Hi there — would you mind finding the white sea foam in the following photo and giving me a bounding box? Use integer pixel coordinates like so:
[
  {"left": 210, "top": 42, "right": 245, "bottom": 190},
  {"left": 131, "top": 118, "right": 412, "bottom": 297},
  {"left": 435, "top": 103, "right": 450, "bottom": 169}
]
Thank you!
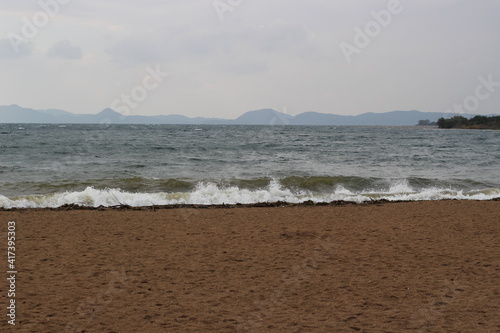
[
  {"left": 0, "top": 180, "right": 499, "bottom": 209},
  {"left": 388, "top": 179, "right": 414, "bottom": 193}
]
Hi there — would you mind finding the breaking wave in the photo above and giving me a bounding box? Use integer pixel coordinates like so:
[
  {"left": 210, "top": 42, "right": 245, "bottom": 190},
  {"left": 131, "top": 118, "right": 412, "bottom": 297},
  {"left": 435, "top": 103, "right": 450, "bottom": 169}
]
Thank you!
[{"left": 1, "top": 179, "right": 499, "bottom": 209}]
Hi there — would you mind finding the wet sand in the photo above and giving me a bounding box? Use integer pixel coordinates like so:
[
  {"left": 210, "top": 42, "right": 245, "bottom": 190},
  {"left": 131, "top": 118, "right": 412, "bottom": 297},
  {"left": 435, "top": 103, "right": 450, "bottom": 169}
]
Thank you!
[{"left": 1, "top": 200, "right": 499, "bottom": 332}]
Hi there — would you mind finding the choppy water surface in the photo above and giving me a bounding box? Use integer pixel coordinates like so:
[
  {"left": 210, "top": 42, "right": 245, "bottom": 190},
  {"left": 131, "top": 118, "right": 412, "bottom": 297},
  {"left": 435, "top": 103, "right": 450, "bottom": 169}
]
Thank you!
[{"left": 0, "top": 124, "right": 499, "bottom": 208}]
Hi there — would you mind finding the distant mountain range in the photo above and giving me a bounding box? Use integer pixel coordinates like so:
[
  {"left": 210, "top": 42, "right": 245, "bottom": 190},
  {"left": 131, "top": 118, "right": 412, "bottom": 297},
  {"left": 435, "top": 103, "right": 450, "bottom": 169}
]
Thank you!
[{"left": 0, "top": 104, "right": 490, "bottom": 126}]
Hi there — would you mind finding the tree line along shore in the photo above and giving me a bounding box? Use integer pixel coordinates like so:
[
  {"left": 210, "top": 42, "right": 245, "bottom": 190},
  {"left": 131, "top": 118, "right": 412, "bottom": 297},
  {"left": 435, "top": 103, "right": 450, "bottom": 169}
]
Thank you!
[{"left": 437, "top": 115, "right": 500, "bottom": 129}]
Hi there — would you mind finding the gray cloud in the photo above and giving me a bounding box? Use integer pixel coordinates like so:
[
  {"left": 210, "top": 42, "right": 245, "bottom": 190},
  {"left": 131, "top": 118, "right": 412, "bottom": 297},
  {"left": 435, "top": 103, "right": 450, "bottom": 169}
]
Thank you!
[
  {"left": 0, "top": 37, "right": 34, "bottom": 59},
  {"left": 48, "top": 40, "right": 83, "bottom": 60}
]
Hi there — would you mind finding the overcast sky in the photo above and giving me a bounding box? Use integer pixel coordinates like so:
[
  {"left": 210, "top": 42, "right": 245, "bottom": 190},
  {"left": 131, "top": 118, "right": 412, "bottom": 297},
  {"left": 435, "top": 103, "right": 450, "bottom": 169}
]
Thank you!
[{"left": 1, "top": 0, "right": 499, "bottom": 118}]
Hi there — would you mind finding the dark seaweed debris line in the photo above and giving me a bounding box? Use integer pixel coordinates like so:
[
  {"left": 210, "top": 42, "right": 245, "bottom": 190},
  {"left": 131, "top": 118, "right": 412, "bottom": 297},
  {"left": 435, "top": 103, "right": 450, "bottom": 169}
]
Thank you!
[{"left": 3, "top": 198, "right": 497, "bottom": 212}]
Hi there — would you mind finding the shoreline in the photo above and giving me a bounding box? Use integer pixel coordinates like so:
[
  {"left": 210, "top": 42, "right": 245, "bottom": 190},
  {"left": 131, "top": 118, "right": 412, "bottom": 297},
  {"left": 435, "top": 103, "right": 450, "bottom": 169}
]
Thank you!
[{"left": 1, "top": 198, "right": 499, "bottom": 212}]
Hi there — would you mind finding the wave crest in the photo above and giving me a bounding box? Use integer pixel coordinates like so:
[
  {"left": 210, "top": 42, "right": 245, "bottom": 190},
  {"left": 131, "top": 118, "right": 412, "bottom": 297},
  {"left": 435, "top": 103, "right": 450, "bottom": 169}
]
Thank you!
[{"left": 1, "top": 179, "right": 499, "bottom": 209}]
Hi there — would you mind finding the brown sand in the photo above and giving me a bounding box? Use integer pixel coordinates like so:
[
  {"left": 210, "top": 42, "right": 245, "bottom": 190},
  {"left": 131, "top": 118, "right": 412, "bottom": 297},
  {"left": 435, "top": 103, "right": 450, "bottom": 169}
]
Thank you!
[{"left": 1, "top": 200, "right": 499, "bottom": 332}]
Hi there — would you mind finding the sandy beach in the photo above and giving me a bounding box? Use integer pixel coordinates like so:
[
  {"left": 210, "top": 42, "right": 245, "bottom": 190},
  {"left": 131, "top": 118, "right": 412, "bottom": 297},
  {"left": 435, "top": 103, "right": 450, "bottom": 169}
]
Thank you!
[{"left": 1, "top": 200, "right": 499, "bottom": 332}]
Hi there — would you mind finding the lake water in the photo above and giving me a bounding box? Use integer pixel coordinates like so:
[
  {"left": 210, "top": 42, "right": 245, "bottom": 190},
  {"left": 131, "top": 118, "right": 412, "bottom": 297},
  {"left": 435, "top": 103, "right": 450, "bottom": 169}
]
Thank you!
[{"left": 1, "top": 124, "right": 499, "bottom": 208}]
